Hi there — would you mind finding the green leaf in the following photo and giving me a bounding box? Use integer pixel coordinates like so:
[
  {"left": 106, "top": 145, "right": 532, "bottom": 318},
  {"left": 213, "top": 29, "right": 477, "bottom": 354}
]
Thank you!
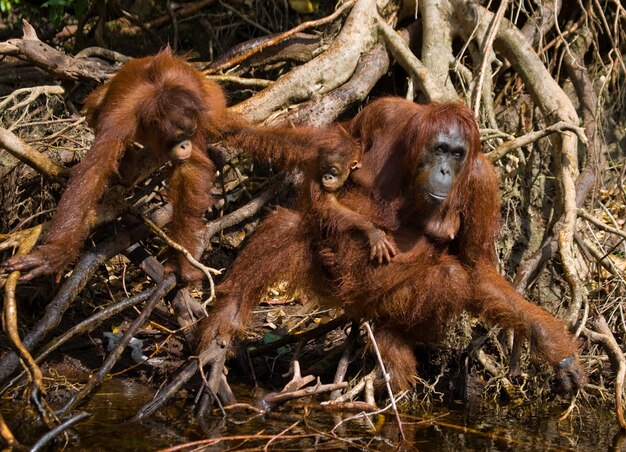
[
  {"left": 262, "top": 332, "right": 290, "bottom": 355},
  {"left": 42, "top": 0, "right": 70, "bottom": 7}
]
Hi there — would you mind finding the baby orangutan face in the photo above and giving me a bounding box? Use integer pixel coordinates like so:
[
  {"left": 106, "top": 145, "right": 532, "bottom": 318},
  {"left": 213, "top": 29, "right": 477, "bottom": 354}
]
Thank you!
[{"left": 318, "top": 151, "right": 360, "bottom": 193}]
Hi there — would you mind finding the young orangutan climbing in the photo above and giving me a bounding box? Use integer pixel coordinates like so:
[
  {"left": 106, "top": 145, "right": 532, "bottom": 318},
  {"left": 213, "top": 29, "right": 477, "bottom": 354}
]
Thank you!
[{"left": 4, "top": 48, "right": 242, "bottom": 283}]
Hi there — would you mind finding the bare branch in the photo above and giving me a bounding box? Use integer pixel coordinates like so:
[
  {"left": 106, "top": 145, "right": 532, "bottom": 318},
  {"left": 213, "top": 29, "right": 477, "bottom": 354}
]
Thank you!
[
  {"left": 206, "top": 0, "right": 357, "bottom": 75},
  {"left": 487, "top": 121, "right": 588, "bottom": 162},
  {"left": 377, "top": 17, "right": 451, "bottom": 101},
  {"left": 2, "top": 21, "right": 111, "bottom": 82},
  {"left": 0, "top": 127, "right": 68, "bottom": 182}
]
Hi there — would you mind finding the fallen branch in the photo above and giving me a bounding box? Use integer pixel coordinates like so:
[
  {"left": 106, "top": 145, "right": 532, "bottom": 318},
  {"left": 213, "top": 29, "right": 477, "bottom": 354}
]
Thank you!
[
  {"left": 1, "top": 21, "right": 111, "bottom": 82},
  {"left": 73, "top": 46, "right": 130, "bottom": 64},
  {"left": 203, "top": 178, "right": 286, "bottom": 243},
  {"left": 280, "top": 42, "right": 389, "bottom": 126},
  {"left": 132, "top": 357, "right": 200, "bottom": 420},
  {"left": 0, "top": 412, "right": 18, "bottom": 448},
  {"left": 0, "top": 127, "right": 68, "bottom": 182},
  {"left": 261, "top": 377, "right": 348, "bottom": 410},
  {"left": 325, "top": 368, "right": 378, "bottom": 405}
]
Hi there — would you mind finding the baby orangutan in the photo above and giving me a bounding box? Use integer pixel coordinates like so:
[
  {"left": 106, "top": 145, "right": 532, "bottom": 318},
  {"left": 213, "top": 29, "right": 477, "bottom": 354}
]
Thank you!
[
  {"left": 225, "top": 123, "right": 396, "bottom": 264},
  {"left": 311, "top": 127, "right": 396, "bottom": 264}
]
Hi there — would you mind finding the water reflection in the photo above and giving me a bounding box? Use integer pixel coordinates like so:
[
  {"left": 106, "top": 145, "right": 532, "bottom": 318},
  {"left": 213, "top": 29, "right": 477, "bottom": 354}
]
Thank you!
[{"left": 1, "top": 380, "right": 620, "bottom": 451}]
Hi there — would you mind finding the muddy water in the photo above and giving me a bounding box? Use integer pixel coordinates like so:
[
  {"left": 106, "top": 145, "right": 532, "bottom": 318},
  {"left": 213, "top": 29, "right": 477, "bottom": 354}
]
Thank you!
[{"left": 2, "top": 381, "right": 622, "bottom": 451}]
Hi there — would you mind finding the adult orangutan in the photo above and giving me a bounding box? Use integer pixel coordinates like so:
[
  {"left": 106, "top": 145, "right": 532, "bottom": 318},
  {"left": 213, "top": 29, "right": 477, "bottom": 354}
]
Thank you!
[
  {"left": 197, "top": 97, "right": 584, "bottom": 396},
  {"left": 4, "top": 48, "right": 241, "bottom": 283}
]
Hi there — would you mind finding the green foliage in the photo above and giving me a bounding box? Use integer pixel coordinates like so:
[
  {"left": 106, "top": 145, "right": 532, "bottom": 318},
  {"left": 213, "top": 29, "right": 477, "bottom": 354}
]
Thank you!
[
  {"left": 0, "top": 0, "right": 19, "bottom": 13},
  {"left": 41, "top": 0, "right": 89, "bottom": 27},
  {"left": 42, "top": 0, "right": 69, "bottom": 27},
  {"left": 0, "top": 0, "right": 89, "bottom": 26}
]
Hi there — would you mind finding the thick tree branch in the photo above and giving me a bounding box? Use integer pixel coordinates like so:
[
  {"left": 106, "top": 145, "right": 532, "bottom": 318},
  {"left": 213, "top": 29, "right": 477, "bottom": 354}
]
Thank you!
[
  {"left": 1, "top": 21, "right": 112, "bottom": 82},
  {"left": 231, "top": 0, "right": 379, "bottom": 123}
]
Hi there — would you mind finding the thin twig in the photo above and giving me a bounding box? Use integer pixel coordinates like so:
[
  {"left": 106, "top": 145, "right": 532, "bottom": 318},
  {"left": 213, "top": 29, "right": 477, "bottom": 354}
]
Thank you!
[
  {"left": 577, "top": 208, "right": 626, "bottom": 240},
  {"left": 157, "top": 433, "right": 315, "bottom": 452},
  {"left": 363, "top": 322, "right": 405, "bottom": 441},
  {"left": 34, "top": 117, "right": 86, "bottom": 143},
  {"left": 207, "top": 74, "right": 273, "bottom": 88},
  {"left": 138, "top": 211, "right": 221, "bottom": 303},
  {"left": 263, "top": 420, "right": 300, "bottom": 451},
  {"left": 330, "top": 391, "right": 409, "bottom": 434}
]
